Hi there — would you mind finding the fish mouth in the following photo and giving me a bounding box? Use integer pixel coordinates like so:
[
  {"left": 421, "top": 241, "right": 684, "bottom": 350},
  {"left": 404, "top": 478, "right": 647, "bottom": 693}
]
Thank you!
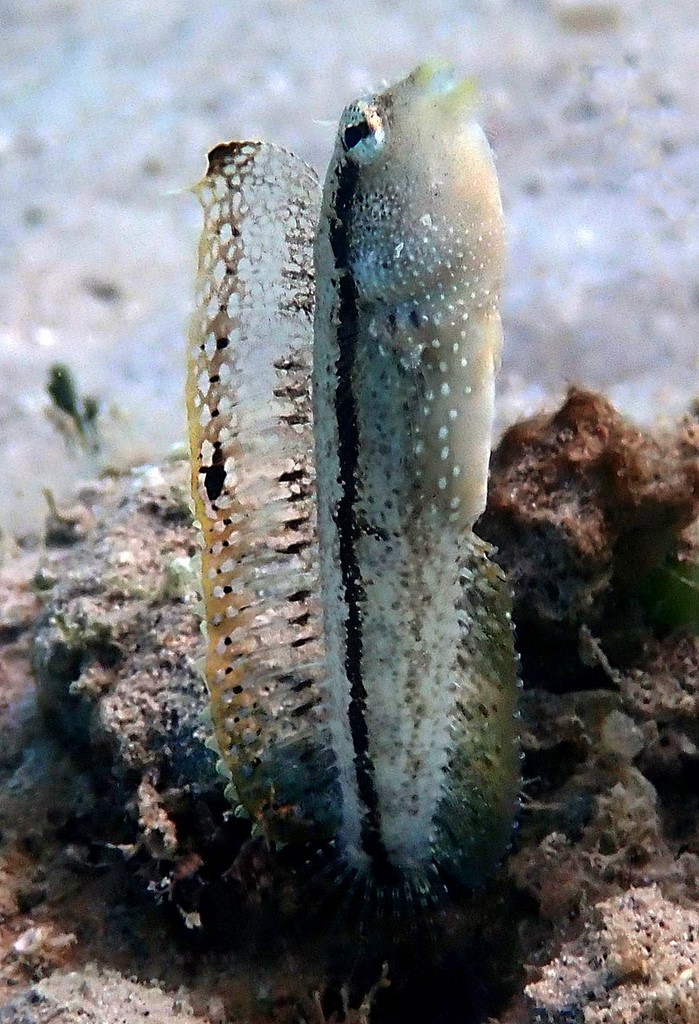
[{"left": 409, "top": 59, "right": 479, "bottom": 112}]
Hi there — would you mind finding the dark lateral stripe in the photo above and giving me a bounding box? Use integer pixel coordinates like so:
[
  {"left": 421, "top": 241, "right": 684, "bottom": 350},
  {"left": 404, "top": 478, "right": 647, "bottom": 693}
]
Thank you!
[{"left": 328, "top": 161, "right": 392, "bottom": 874}]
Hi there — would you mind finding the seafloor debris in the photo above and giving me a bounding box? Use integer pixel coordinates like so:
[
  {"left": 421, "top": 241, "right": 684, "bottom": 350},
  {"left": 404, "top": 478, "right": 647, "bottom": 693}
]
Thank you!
[
  {"left": 526, "top": 885, "right": 699, "bottom": 1023},
  {"left": 0, "top": 966, "right": 203, "bottom": 1023},
  {"left": 45, "top": 363, "right": 101, "bottom": 453},
  {"left": 30, "top": 464, "right": 232, "bottom": 886},
  {"left": 480, "top": 387, "right": 699, "bottom": 684}
]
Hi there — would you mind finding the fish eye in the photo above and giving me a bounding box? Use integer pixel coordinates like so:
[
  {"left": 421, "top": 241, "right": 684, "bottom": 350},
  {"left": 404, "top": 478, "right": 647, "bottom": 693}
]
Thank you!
[
  {"left": 339, "top": 103, "right": 386, "bottom": 164},
  {"left": 343, "top": 120, "right": 372, "bottom": 150}
]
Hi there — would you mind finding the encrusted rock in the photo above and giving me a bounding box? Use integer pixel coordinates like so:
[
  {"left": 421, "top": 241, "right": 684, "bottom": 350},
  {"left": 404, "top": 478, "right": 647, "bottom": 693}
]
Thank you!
[
  {"left": 526, "top": 885, "right": 699, "bottom": 1024},
  {"left": 482, "top": 388, "right": 699, "bottom": 638},
  {"left": 29, "top": 463, "right": 241, "bottom": 914},
  {"left": 0, "top": 967, "right": 202, "bottom": 1023}
]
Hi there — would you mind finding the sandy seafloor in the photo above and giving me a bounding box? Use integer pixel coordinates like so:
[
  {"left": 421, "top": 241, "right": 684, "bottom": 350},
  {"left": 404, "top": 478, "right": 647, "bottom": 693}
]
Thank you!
[{"left": 1, "top": 0, "right": 698, "bottom": 535}]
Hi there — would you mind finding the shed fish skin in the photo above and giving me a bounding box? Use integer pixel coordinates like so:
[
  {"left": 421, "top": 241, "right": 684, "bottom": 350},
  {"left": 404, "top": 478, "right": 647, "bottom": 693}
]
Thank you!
[
  {"left": 313, "top": 61, "right": 519, "bottom": 890},
  {"left": 187, "top": 63, "right": 519, "bottom": 902}
]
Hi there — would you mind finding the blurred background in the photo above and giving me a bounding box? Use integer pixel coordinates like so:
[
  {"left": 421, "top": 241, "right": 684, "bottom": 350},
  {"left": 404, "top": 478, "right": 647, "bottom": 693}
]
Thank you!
[{"left": 1, "top": 0, "right": 697, "bottom": 535}]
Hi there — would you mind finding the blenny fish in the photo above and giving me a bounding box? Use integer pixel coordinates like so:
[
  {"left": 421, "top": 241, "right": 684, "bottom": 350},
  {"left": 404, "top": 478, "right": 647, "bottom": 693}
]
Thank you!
[{"left": 187, "top": 61, "right": 519, "bottom": 904}]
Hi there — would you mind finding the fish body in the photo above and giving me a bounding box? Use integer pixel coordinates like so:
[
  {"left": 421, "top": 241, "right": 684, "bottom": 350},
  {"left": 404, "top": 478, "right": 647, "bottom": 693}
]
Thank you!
[
  {"left": 313, "top": 62, "right": 518, "bottom": 891},
  {"left": 187, "top": 63, "right": 519, "bottom": 901},
  {"left": 187, "top": 142, "right": 340, "bottom": 842}
]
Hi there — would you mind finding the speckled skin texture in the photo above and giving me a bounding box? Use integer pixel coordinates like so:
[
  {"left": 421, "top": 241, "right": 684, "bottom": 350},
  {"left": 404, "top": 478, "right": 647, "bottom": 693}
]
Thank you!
[
  {"left": 187, "top": 142, "right": 340, "bottom": 842},
  {"left": 313, "top": 64, "right": 519, "bottom": 891},
  {"left": 188, "top": 66, "right": 519, "bottom": 896}
]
